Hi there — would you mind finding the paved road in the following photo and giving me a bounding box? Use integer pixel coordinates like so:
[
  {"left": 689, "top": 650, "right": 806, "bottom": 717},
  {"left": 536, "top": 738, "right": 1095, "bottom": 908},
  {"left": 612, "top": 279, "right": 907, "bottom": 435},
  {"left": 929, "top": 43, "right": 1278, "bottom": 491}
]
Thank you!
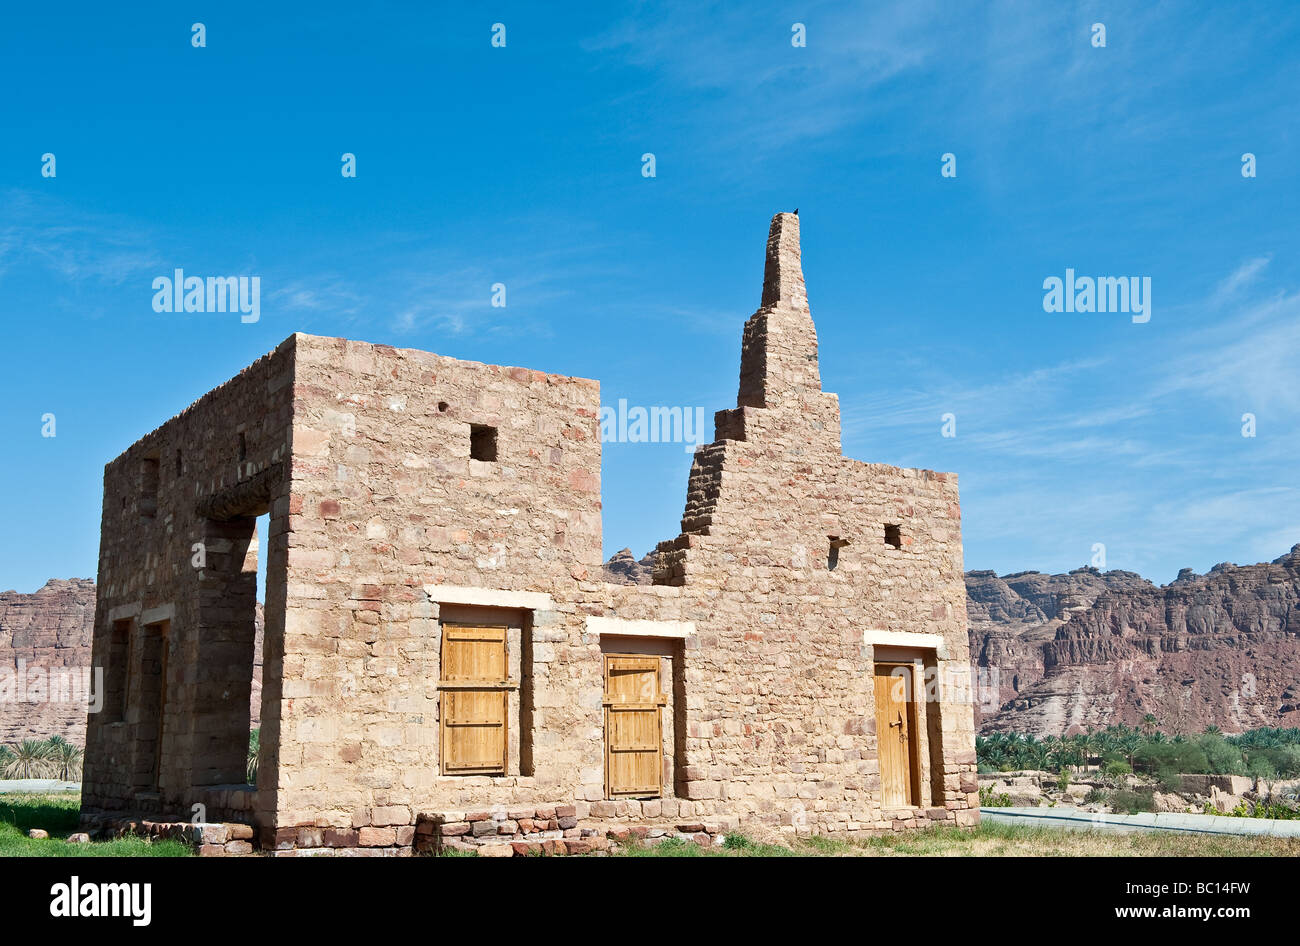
[
  {"left": 982, "top": 806, "right": 1300, "bottom": 837},
  {"left": 0, "top": 779, "right": 80, "bottom": 794}
]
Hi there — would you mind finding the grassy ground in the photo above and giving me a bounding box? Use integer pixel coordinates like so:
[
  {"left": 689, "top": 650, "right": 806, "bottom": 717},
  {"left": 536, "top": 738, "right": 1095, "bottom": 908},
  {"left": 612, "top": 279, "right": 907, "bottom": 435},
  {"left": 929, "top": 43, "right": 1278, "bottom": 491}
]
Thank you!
[
  {"left": 611, "top": 821, "right": 1300, "bottom": 857},
  {"left": 7, "top": 791, "right": 1295, "bottom": 857},
  {"left": 0, "top": 793, "right": 191, "bottom": 857}
]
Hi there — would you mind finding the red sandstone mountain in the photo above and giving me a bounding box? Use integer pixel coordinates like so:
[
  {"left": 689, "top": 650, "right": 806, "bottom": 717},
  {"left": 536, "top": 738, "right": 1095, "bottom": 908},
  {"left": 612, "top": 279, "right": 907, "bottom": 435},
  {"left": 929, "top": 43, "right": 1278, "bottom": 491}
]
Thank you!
[
  {"left": 601, "top": 547, "right": 657, "bottom": 585},
  {"left": 0, "top": 580, "right": 261, "bottom": 746},
  {"left": 969, "top": 545, "right": 1300, "bottom": 736},
  {"left": 0, "top": 579, "right": 96, "bottom": 745}
]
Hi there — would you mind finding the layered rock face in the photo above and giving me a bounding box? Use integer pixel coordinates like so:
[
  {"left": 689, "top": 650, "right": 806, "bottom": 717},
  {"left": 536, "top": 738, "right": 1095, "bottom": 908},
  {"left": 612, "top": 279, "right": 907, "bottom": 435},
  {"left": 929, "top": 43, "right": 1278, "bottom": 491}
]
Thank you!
[
  {"left": 966, "top": 567, "right": 1152, "bottom": 717},
  {"left": 970, "top": 546, "right": 1300, "bottom": 736},
  {"left": 600, "top": 548, "right": 656, "bottom": 585},
  {"left": 0, "top": 579, "right": 96, "bottom": 744},
  {"left": 0, "top": 579, "right": 262, "bottom": 747}
]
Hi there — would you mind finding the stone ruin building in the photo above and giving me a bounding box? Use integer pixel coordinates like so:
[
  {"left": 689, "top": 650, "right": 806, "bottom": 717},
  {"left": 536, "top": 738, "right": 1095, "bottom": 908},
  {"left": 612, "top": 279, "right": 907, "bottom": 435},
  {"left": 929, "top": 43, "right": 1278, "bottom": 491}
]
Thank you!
[{"left": 81, "top": 212, "right": 978, "bottom": 854}]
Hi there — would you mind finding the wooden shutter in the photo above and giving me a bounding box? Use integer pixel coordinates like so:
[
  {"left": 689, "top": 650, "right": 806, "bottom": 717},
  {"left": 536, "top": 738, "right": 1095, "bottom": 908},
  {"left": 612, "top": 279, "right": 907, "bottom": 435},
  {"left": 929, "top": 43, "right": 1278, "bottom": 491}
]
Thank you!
[
  {"left": 440, "top": 626, "right": 508, "bottom": 775},
  {"left": 604, "top": 655, "right": 664, "bottom": 797}
]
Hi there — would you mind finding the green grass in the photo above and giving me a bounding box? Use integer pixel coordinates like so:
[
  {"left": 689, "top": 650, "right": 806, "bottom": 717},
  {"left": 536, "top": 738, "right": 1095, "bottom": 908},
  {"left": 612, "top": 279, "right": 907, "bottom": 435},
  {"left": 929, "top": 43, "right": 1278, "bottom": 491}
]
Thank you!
[
  {"left": 612, "top": 832, "right": 796, "bottom": 857},
  {"left": 0, "top": 793, "right": 191, "bottom": 857},
  {"left": 609, "top": 820, "right": 1300, "bottom": 857}
]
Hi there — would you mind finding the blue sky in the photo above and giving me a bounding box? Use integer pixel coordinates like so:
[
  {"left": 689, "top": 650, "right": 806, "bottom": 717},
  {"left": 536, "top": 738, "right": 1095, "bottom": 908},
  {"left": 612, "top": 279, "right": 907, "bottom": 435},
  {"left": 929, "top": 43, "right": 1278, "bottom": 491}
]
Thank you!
[{"left": 2, "top": 1, "right": 1299, "bottom": 593}]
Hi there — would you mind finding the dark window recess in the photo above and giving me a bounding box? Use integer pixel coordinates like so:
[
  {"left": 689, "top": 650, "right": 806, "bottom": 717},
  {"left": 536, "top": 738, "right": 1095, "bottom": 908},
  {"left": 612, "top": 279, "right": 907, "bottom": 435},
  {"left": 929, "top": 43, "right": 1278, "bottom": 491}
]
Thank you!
[
  {"left": 140, "top": 458, "right": 160, "bottom": 518},
  {"left": 175, "top": 449, "right": 184, "bottom": 477},
  {"left": 238, "top": 432, "right": 247, "bottom": 461},
  {"left": 828, "top": 536, "right": 850, "bottom": 570},
  {"left": 885, "top": 524, "right": 902, "bottom": 549},
  {"left": 105, "top": 620, "right": 131, "bottom": 722},
  {"left": 437, "top": 401, "right": 449, "bottom": 413},
  {"left": 470, "top": 425, "right": 498, "bottom": 462}
]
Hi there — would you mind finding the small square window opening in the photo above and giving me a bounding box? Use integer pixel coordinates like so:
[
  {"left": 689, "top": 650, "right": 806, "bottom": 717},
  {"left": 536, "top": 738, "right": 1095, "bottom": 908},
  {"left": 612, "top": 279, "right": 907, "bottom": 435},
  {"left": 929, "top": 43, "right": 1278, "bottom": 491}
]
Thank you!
[{"left": 470, "top": 425, "right": 498, "bottom": 462}]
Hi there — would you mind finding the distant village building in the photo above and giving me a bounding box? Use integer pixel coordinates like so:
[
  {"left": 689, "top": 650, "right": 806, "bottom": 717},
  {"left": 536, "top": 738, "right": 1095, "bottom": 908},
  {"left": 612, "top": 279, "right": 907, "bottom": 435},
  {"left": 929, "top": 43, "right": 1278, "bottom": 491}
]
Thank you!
[{"left": 81, "top": 213, "right": 978, "bottom": 854}]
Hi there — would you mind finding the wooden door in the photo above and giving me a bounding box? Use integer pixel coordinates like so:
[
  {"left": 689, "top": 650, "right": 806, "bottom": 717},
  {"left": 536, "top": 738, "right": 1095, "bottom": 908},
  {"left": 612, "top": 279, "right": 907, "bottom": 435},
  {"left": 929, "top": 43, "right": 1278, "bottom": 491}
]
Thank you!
[
  {"left": 441, "top": 626, "right": 508, "bottom": 775},
  {"left": 874, "top": 662, "right": 919, "bottom": 807},
  {"left": 604, "top": 655, "right": 665, "bottom": 797}
]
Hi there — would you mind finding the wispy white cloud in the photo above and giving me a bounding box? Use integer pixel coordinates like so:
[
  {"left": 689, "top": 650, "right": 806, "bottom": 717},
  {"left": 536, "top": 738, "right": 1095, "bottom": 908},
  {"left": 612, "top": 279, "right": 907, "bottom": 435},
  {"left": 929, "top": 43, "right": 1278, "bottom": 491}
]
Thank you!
[
  {"left": 268, "top": 276, "right": 363, "bottom": 316},
  {"left": 585, "top": 0, "right": 954, "bottom": 153},
  {"left": 1210, "top": 256, "right": 1271, "bottom": 307},
  {"left": 840, "top": 355, "right": 1111, "bottom": 442},
  {"left": 841, "top": 254, "right": 1300, "bottom": 581},
  {"left": 1153, "top": 288, "right": 1300, "bottom": 414},
  {"left": 0, "top": 190, "right": 160, "bottom": 286}
]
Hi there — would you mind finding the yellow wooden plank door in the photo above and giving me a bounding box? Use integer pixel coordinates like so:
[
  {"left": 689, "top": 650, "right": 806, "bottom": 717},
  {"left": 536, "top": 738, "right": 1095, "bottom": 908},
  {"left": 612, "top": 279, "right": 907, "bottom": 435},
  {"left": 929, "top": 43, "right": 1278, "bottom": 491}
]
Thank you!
[
  {"left": 874, "top": 662, "right": 919, "bottom": 807},
  {"left": 441, "top": 626, "right": 508, "bottom": 775},
  {"left": 604, "top": 655, "right": 664, "bottom": 797}
]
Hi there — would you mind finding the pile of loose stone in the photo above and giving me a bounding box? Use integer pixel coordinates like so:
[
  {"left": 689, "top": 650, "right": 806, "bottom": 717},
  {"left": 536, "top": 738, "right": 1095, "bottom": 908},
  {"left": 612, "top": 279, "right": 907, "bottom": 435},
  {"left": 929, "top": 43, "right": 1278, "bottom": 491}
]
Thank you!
[
  {"left": 81, "top": 815, "right": 255, "bottom": 855},
  {"left": 417, "top": 806, "right": 738, "bottom": 856}
]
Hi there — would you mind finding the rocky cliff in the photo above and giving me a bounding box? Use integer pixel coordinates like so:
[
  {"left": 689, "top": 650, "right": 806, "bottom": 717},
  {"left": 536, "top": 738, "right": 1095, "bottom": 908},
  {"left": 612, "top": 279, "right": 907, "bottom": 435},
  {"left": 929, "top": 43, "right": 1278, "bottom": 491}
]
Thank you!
[
  {"left": 0, "top": 580, "right": 262, "bottom": 746},
  {"left": 601, "top": 548, "right": 657, "bottom": 585},
  {"left": 0, "top": 579, "right": 96, "bottom": 745},
  {"left": 971, "top": 545, "right": 1300, "bottom": 736}
]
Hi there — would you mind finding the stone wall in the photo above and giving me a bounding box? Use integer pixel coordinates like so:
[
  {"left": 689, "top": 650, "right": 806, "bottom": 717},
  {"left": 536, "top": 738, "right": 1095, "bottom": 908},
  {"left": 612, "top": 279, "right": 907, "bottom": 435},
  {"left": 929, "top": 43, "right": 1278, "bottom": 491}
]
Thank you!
[
  {"left": 272, "top": 336, "right": 609, "bottom": 828},
  {"left": 644, "top": 214, "right": 977, "bottom": 829},
  {"left": 82, "top": 338, "right": 295, "bottom": 822}
]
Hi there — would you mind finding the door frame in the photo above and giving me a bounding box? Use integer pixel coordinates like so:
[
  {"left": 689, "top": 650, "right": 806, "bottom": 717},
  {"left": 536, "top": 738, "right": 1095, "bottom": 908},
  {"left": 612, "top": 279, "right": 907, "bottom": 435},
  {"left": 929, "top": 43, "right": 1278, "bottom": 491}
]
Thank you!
[
  {"left": 602, "top": 653, "right": 667, "bottom": 798},
  {"left": 153, "top": 620, "right": 169, "bottom": 790},
  {"left": 874, "top": 658, "right": 923, "bottom": 808}
]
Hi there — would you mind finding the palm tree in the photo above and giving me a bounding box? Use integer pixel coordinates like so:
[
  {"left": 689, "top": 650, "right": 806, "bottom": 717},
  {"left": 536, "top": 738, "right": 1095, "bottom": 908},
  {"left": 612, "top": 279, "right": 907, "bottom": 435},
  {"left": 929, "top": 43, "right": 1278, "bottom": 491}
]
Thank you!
[
  {"left": 1, "top": 739, "right": 58, "bottom": 779},
  {"left": 1070, "top": 733, "right": 1091, "bottom": 770},
  {"left": 1120, "top": 730, "right": 1142, "bottom": 768},
  {"left": 1026, "top": 738, "right": 1049, "bottom": 771},
  {"left": 246, "top": 728, "right": 260, "bottom": 784},
  {"left": 1085, "top": 729, "right": 1105, "bottom": 769},
  {"left": 46, "top": 736, "right": 83, "bottom": 781},
  {"left": 1142, "top": 713, "right": 1159, "bottom": 736}
]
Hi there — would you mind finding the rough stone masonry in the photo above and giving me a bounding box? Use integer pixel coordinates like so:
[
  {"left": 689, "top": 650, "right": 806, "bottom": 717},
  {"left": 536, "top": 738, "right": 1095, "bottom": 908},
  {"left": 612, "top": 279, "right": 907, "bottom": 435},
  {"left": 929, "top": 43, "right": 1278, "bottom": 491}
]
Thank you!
[{"left": 81, "top": 212, "right": 978, "bottom": 854}]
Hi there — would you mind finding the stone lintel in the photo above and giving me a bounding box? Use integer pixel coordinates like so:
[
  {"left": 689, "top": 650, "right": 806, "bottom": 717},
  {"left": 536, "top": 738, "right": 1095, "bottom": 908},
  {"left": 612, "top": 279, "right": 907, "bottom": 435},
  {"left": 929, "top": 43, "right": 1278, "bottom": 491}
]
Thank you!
[
  {"left": 140, "top": 604, "right": 176, "bottom": 627},
  {"left": 422, "top": 584, "right": 555, "bottom": 611},
  {"left": 585, "top": 617, "right": 696, "bottom": 639},
  {"left": 195, "top": 462, "right": 285, "bottom": 520},
  {"left": 107, "top": 602, "right": 142, "bottom": 623},
  {"left": 863, "top": 629, "right": 948, "bottom": 659}
]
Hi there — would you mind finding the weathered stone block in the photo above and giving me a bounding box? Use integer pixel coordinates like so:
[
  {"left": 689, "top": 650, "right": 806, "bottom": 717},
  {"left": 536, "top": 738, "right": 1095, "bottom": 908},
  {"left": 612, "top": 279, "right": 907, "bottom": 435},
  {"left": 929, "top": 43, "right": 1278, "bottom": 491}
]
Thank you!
[
  {"left": 358, "top": 827, "right": 397, "bottom": 846},
  {"left": 324, "top": 828, "right": 359, "bottom": 847},
  {"left": 370, "top": 805, "right": 412, "bottom": 827}
]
